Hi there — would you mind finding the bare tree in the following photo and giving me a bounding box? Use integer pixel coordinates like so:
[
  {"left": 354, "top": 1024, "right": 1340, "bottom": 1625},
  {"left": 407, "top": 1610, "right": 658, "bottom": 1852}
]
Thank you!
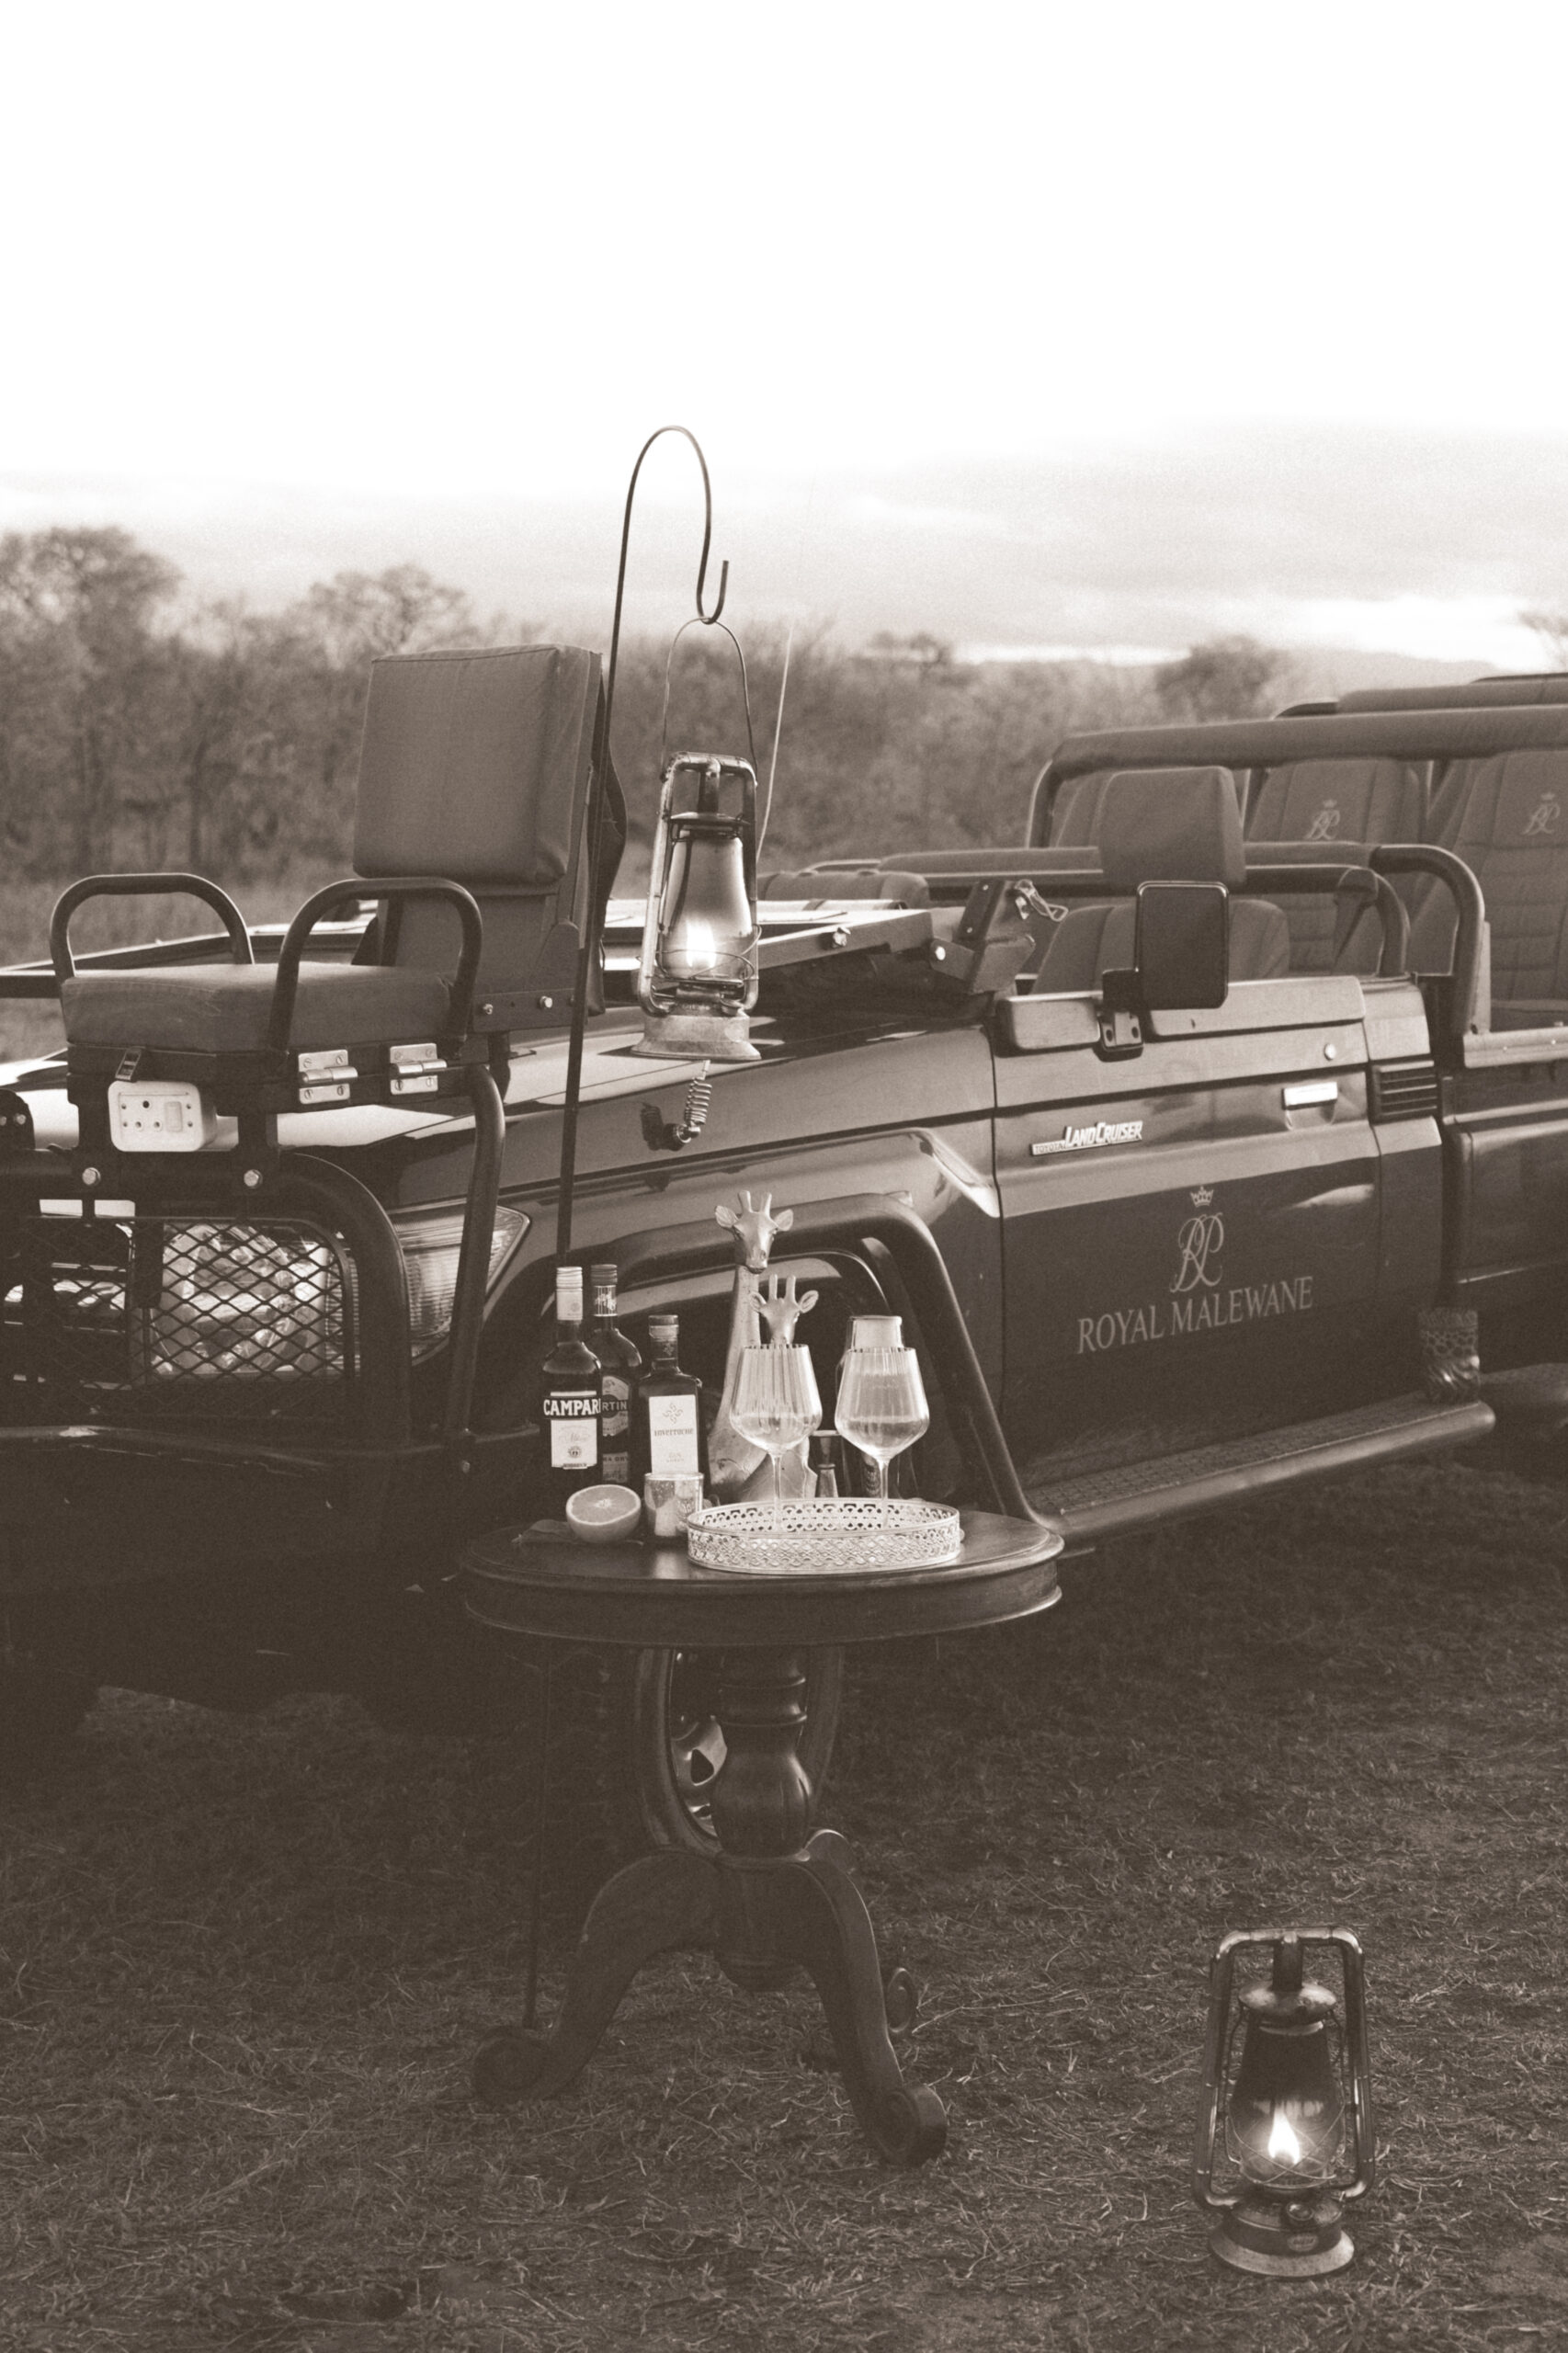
[{"left": 1154, "top": 634, "right": 1297, "bottom": 724}]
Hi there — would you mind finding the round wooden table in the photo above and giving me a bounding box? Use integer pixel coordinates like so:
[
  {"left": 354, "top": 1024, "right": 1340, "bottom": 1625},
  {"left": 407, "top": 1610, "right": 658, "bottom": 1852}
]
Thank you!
[{"left": 461, "top": 1507, "right": 1062, "bottom": 2165}]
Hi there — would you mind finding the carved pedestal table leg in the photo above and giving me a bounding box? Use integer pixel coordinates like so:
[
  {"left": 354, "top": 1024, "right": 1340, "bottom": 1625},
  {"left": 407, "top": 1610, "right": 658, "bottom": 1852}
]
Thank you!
[{"left": 472, "top": 1646, "right": 947, "bottom": 2165}]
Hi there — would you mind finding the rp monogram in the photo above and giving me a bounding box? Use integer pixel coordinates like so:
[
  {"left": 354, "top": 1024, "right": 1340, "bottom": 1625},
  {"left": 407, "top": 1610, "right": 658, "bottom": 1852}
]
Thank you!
[
  {"left": 1524, "top": 792, "right": 1562, "bottom": 838},
  {"left": 1171, "top": 1211, "right": 1224, "bottom": 1293},
  {"left": 1304, "top": 800, "right": 1342, "bottom": 842}
]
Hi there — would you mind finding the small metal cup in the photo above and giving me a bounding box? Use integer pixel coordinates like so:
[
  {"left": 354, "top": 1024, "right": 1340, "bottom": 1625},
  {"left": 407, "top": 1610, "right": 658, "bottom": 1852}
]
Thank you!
[{"left": 644, "top": 1474, "right": 704, "bottom": 1540}]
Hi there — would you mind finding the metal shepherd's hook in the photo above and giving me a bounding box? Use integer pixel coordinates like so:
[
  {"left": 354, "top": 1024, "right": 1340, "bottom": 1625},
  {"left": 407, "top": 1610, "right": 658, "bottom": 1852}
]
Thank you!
[{"left": 555, "top": 427, "right": 731, "bottom": 1263}]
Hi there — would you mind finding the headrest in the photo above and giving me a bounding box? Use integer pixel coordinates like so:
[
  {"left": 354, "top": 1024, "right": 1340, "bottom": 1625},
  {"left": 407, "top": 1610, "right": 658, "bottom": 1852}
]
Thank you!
[
  {"left": 354, "top": 644, "right": 601, "bottom": 888},
  {"left": 760, "top": 868, "right": 930, "bottom": 906},
  {"left": 1098, "top": 767, "right": 1246, "bottom": 892}
]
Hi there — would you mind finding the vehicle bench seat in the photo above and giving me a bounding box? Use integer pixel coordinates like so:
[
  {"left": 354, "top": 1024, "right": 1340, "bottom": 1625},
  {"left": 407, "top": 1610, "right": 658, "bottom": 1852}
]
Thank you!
[
  {"left": 1244, "top": 756, "right": 1426, "bottom": 974},
  {"left": 1029, "top": 766, "right": 1290, "bottom": 992},
  {"left": 1412, "top": 746, "right": 1568, "bottom": 1006},
  {"left": 60, "top": 961, "right": 451, "bottom": 1057}
]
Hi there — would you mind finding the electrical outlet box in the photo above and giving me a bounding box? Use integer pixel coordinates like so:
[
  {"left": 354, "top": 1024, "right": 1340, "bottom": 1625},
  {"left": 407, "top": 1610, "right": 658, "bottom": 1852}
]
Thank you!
[{"left": 108, "top": 1080, "right": 237, "bottom": 1153}]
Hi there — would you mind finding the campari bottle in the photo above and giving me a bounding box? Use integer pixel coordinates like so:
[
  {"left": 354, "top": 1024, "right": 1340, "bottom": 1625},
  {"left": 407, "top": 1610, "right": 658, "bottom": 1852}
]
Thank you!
[
  {"left": 631, "top": 1312, "right": 709, "bottom": 1489},
  {"left": 540, "top": 1265, "right": 602, "bottom": 1508},
  {"left": 587, "top": 1261, "right": 642, "bottom": 1487}
]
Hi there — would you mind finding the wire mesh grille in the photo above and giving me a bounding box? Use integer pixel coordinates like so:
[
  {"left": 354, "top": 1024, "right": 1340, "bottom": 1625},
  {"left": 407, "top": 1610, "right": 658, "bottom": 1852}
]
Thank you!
[{"left": 2, "top": 1212, "right": 358, "bottom": 1429}]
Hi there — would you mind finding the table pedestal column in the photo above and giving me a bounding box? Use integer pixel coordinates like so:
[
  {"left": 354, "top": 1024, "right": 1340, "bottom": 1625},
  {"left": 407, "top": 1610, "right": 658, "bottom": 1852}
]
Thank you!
[{"left": 472, "top": 1645, "right": 947, "bottom": 2165}]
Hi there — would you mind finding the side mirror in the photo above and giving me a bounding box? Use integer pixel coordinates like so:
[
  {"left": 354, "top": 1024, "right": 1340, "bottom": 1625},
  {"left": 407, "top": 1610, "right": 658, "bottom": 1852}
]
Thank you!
[
  {"left": 1134, "top": 881, "right": 1230, "bottom": 1009},
  {"left": 1097, "top": 882, "right": 1231, "bottom": 1057}
]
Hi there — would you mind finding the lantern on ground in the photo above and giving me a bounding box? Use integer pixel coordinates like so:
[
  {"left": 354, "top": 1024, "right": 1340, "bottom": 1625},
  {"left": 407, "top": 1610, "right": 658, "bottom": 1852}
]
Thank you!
[
  {"left": 1193, "top": 1927, "right": 1375, "bottom": 2278},
  {"left": 635, "top": 754, "right": 760, "bottom": 1063}
]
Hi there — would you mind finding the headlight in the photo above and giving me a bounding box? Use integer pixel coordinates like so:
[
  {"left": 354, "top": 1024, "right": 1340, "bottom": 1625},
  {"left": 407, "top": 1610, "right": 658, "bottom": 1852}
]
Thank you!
[
  {"left": 392, "top": 1204, "right": 530, "bottom": 1357},
  {"left": 131, "top": 1221, "right": 348, "bottom": 1385}
]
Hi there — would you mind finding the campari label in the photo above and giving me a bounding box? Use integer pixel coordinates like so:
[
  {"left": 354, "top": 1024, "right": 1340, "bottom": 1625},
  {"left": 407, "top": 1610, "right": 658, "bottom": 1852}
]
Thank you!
[{"left": 545, "top": 1392, "right": 599, "bottom": 1470}]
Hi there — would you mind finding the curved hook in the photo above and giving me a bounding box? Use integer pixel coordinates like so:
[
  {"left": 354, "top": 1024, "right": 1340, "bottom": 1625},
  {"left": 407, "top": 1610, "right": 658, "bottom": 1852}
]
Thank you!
[{"left": 607, "top": 426, "right": 728, "bottom": 718}]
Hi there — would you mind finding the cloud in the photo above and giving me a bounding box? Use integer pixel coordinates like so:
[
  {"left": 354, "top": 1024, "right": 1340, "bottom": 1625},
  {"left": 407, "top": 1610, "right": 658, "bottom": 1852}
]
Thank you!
[{"left": 6, "top": 423, "right": 1565, "bottom": 665}]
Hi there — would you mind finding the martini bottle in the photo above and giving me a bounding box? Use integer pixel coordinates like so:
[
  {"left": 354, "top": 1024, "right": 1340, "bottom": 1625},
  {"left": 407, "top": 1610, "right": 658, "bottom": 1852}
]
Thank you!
[{"left": 588, "top": 1261, "right": 642, "bottom": 1487}]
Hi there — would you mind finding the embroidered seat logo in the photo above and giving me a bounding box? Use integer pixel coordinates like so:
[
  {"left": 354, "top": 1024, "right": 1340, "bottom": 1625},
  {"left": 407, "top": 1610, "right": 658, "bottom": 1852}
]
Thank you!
[
  {"left": 1524, "top": 792, "right": 1562, "bottom": 838},
  {"left": 1305, "top": 800, "right": 1342, "bottom": 842}
]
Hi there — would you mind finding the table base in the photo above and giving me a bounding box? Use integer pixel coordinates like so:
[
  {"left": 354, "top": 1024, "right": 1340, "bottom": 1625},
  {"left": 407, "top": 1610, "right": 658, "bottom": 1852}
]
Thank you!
[{"left": 472, "top": 1646, "right": 948, "bottom": 2166}]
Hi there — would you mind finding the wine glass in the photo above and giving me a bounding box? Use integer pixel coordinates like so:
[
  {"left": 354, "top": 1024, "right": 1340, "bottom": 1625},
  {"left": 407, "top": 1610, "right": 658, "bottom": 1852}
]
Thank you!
[
  {"left": 730, "top": 1345, "right": 823, "bottom": 1530},
  {"left": 835, "top": 1346, "right": 929, "bottom": 1520}
]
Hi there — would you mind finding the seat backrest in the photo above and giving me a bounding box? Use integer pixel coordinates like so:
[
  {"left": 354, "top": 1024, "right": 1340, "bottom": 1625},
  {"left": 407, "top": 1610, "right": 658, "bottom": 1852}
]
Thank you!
[
  {"left": 353, "top": 644, "right": 620, "bottom": 1028},
  {"left": 1244, "top": 755, "right": 1426, "bottom": 972},
  {"left": 1030, "top": 766, "right": 1289, "bottom": 992},
  {"left": 1409, "top": 746, "right": 1568, "bottom": 1008}
]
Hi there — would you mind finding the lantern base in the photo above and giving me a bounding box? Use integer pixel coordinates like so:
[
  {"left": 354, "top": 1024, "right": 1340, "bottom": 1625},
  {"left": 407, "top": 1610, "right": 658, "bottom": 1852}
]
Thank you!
[
  {"left": 1208, "top": 2190, "right": 1354, "bottom": 2278},
  {"left": 634, "top": 1010, "right": 759, "bottom": 1063}
]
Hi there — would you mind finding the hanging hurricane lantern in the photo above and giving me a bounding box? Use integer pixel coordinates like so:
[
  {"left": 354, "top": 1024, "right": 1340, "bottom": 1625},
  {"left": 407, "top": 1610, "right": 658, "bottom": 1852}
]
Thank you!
[
  {"left": 1192, "top": 1927, "right": 1376, "bottom": 2278},
  {"left": 635, "top": 752, "right": 760, "bottom": 1063}
]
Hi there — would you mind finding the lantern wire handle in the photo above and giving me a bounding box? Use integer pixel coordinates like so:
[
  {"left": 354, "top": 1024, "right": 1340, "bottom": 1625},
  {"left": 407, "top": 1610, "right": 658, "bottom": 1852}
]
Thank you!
[
  {"left": 657, "top": 615, "right": 758, "bottom": 779},
  {"left": 555, "top": 426, "right": 733, "bottom": 1263}
]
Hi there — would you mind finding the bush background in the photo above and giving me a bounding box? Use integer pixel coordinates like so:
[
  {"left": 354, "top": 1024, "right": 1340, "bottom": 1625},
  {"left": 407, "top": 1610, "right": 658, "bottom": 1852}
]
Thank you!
[{"left": 0, "top": 527, "right": 1296, "bottom": 901}]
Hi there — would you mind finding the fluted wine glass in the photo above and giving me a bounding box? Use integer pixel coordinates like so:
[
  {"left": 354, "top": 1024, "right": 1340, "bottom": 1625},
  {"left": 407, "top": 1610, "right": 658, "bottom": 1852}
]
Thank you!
[
  {"left": 835, "top": 1345, "right": 929, "bottom": 1520},
  {"left": 730, "top": 1344, "right": 823, "bottom": 1530}
]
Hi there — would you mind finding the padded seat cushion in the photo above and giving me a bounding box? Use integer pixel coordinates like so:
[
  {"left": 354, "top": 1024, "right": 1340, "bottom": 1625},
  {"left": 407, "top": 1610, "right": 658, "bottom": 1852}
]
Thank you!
[
  {"left": 62, "top": 962, "right": 451, "bottom": 1056},
  {"left": 355, "top": 644, "right": 598, "bottom": 887}
]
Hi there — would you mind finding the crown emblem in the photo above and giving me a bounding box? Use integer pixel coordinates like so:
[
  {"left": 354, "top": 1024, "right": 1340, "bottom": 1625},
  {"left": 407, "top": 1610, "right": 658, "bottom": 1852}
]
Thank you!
[{"left": 1189, "top": 1185, "right": 1214, "bottom": 1207}]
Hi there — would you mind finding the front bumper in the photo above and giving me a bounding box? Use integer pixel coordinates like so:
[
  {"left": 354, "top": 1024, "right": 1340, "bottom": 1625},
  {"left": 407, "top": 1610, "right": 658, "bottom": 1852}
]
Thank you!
[{"left": 0, "top": 1424, "right": 403, "bottom": 1593}]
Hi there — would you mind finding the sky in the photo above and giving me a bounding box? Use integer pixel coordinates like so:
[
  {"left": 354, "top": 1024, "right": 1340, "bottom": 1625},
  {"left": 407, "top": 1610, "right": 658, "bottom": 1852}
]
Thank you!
[{"left": 4, "top": 0, "right": 1568, "bottom": 672}]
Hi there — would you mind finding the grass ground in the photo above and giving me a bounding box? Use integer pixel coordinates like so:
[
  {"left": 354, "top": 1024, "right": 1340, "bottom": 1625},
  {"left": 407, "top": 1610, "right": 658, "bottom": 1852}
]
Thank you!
[{"left": 2, "top": 1450, "right": 1565, "bottom": 2351}]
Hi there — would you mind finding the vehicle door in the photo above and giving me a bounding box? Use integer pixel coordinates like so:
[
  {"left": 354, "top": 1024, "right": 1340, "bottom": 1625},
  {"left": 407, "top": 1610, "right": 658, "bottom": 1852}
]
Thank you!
[{"left": 992, "top": 974, "right": 1442, "bottom": 1471}]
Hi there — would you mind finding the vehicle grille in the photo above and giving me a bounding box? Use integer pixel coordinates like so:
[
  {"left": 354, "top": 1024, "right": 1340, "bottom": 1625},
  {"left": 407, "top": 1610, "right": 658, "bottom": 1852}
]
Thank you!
[
  {"left": 1369, "top": 1057, "right": 1439, "bottom": 1122},
  {"left": 1, "top": 1211, "right": 358, "bottom": 1431}
]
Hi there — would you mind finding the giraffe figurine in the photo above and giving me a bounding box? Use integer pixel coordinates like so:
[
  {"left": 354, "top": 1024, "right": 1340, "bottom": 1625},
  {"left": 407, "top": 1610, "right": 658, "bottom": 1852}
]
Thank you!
[
  {"left": 756, "top": 1270, "right": 819, "bottom": 1348},
  {"left": 709, "top": 1193, "right": 818, "bottom": 1501}
]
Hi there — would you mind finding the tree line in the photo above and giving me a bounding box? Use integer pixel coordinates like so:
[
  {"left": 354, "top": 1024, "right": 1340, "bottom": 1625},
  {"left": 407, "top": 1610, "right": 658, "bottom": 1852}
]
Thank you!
[{"left": 0, "top": 526, "right": 1298, "bottom": 888}]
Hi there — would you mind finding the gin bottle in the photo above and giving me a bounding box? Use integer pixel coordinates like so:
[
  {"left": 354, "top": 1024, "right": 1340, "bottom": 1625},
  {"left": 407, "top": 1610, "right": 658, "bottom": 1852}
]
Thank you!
[{"left": 631, "top": 1312, "right": 709, "bottom": 1487}]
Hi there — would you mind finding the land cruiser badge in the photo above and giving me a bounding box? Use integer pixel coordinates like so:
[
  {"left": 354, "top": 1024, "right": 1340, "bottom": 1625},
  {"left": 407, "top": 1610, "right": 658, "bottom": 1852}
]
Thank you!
[{"left": 1032, "top": 1118, "right": 1143, "bottom": 1157}]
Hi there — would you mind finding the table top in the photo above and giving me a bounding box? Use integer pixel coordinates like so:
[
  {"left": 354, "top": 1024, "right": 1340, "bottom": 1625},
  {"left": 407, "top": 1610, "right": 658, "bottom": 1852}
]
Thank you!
[{"left": 460, "top": 1507, "right": 1063, "bottom": 1650}]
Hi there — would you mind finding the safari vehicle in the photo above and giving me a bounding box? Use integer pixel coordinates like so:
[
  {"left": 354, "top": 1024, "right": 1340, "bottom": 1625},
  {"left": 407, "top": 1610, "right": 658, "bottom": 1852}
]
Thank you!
[{"left": 3, "top": 645, "right": 1566, "bottom": 1863}]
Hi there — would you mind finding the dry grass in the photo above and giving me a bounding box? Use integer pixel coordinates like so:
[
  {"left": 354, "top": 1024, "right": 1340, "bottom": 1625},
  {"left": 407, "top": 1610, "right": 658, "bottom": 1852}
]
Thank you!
[{"left": 2, "top": 1451, "right": 1565, "bottom": 2350}]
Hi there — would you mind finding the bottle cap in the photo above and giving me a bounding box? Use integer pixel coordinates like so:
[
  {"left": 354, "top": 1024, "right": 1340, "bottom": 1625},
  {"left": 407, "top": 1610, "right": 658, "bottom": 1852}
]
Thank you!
[
  {"left": 649, "top": 1312, "right": 679, "bottom": 1334},
  {"left": 589, "top": 1262, "right": 618, "bottom": 1285},
  {"left": 556, "top": 1264, "right": 584, "bottom": 1311},
  {"left": 847, "top": 1314, "right": 902, "bottom": 1349}
]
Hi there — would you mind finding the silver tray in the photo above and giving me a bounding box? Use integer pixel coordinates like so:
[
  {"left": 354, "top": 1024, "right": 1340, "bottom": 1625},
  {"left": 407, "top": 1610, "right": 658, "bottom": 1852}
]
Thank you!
[{"left": 684, "top": 1496, "right": 962, "bottom": 1574}]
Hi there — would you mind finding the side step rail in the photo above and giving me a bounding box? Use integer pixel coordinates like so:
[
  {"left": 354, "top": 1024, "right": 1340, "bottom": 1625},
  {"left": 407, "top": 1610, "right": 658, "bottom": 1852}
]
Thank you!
[{"left": 1033, "top": 1393, "right": 1494, "bottom": 1554}]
